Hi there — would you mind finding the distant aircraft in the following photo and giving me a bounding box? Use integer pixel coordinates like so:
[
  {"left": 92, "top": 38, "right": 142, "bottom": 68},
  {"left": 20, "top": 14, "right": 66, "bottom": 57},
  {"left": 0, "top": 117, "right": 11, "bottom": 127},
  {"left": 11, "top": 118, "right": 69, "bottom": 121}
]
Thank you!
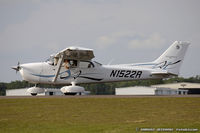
[{"left": 12, "top": 41, "right": 190, "bottom": 96}]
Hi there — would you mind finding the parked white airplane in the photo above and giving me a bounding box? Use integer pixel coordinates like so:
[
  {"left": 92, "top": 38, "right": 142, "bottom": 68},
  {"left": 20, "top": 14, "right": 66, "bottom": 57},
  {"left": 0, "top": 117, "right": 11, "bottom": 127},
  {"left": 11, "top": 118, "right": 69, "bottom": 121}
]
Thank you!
[{"left": 12, "top": 41, "right": 190, "bottom": 95}]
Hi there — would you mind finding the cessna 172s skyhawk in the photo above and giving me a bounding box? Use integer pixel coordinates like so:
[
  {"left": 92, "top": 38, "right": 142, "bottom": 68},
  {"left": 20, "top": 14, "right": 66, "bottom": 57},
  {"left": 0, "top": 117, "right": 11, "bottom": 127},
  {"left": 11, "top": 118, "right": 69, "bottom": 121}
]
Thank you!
[{"left": 12, "top": 41, "right": 189, "bottom": 95}]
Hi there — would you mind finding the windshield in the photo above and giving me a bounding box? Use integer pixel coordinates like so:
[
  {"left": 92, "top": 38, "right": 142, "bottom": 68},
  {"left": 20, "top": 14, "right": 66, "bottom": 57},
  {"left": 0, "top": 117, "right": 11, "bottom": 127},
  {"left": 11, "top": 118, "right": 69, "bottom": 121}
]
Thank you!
[{"left": 46, "top": 55, "right": 55, "bottom": 65}]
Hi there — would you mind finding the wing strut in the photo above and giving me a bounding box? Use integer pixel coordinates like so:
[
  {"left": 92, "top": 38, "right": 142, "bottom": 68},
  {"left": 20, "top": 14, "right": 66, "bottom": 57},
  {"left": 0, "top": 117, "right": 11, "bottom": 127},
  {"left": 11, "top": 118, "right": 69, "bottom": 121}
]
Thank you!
[{"left": 52, "top": 53, "right": 64, "bottom": 83}]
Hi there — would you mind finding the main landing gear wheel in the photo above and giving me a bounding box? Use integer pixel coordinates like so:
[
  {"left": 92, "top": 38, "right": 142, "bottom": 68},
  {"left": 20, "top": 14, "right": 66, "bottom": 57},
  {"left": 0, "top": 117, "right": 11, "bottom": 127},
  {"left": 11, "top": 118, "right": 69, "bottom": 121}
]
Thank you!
[
  {"left": 61, "top": 82, "right": 85, "bottom": 96},
  {"left": 31, "top": 93, "right": 37, "bottom": 96},
  {"left": 64, "top": 93, "right": 77, "bottom": 95}
]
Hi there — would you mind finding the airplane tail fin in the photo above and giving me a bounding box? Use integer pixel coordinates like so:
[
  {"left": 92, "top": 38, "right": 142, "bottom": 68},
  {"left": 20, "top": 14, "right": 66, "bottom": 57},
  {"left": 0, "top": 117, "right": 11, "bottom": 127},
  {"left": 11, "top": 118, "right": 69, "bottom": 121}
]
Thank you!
[{"left": 153, "top": 41, "right": 190, "bottom": 76}]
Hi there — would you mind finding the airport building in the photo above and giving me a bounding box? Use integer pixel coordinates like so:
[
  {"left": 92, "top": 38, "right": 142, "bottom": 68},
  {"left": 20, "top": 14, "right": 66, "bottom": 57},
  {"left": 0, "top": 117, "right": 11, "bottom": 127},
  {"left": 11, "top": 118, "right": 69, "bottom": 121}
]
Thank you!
[
  {"left": 115, "top": 82, "right": 200, "bottom": 95},
  {"left": 115, "top": 86, "right": 187, "bottom": 95},
  {"left": 152, "top": 82, "right": 200, "bottom": 95}
]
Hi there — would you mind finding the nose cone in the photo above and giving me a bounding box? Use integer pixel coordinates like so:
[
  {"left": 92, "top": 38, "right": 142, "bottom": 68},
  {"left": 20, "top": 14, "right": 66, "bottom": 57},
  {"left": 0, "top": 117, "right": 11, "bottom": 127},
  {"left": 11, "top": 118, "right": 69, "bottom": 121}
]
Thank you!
[
  {"left": 17, "top": 63, "right": 44, "bottom": 83},
  {"left": 12, "top": 66, "right": 20, "bottom": 71},
  {"left": 11, "top": 62, "right": 21, "bottom": 72},
  {"left": 19, "top": 67, "right": 24, "bottom": 79}
]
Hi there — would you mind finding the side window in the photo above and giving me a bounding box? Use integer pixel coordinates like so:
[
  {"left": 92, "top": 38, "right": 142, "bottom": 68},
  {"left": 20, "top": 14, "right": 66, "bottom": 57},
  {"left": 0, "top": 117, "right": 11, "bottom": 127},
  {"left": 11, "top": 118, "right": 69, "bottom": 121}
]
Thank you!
[{"left": 79, "top": 61, "right": 94, "bottom": 68}]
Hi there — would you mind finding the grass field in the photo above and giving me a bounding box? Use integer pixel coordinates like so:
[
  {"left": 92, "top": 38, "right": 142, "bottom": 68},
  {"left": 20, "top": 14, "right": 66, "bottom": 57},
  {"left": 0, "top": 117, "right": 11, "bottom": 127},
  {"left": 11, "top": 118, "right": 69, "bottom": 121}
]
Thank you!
[{"left": 0, "top": 96, "right": 200, "bottom": 133}]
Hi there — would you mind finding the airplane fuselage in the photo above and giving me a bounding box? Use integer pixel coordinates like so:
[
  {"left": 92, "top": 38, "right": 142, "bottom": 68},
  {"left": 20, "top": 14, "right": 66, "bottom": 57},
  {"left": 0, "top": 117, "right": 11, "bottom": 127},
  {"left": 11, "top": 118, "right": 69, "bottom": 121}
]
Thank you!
[{"left": 19, "top": 61, "right": 160, "bottom": 85}]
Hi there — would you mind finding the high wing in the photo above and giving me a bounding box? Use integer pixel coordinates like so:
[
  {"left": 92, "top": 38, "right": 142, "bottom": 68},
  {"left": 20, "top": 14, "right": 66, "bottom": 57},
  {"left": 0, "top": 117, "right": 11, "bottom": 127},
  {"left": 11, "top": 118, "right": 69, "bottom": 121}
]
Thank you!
[
  {"left": 52, "top": 46, "right": 95, "bottom": 83},
  {"left": 54, "top": 46, "right": 94, "bottom": 61}
]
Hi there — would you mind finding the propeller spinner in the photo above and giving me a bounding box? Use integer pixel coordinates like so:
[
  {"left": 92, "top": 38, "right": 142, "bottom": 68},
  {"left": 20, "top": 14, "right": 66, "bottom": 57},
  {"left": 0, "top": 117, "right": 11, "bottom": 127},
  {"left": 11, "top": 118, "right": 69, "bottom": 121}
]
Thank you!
[{"left": 12, "top": 62, "right": 21, "bottom": 73}]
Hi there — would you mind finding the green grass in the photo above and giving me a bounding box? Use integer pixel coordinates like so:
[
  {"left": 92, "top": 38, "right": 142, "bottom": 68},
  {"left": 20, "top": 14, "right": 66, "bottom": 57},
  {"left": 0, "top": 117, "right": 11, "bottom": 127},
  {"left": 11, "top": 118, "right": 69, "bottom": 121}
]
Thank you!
[{"left": 0, "top": 97, "right": 200, "bottom": 133}]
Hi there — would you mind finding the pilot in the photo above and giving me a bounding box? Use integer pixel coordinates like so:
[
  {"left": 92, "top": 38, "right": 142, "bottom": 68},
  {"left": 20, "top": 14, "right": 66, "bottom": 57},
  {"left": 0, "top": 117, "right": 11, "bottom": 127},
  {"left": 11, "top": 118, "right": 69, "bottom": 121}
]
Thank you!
[
  {"left": 71, "top": 60, "right": 77, "bottom": 67},
  {"left": 64, "top": 59, "right": 70, "bottom": 69}
]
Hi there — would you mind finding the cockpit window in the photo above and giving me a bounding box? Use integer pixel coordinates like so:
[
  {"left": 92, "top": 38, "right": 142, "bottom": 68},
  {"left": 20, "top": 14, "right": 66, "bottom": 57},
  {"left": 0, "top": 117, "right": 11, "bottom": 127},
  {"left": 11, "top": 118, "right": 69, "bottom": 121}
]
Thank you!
[
  {"left": 46, "top": 58, "right": 54, "bottom": 65},
  {"left": 63, "top": 59, "right": 77, "bottom": 68},
  {"left": 70, "top": 60, "right": 78, "bottom": 67},
  {"left": 79, "top": 61, "right": 94, "bottom": 68},
  {"left": 46, "top": 57, "right": 95, "bottom": 69}
]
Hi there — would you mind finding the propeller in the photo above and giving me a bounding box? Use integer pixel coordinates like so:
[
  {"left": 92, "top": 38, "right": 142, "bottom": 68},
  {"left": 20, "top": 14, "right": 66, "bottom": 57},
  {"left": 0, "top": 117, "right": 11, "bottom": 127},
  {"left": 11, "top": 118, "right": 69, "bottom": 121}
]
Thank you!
[{"left": 12, "top": 62, "right": 21, "bottom": 73}]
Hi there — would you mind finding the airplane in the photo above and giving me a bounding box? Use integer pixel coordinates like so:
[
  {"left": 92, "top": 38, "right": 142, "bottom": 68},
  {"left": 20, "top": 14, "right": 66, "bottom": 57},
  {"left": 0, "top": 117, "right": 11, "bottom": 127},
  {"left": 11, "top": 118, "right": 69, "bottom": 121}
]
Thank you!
[{"left": 12, "top": 41, "right": 190, "bottom": 96}]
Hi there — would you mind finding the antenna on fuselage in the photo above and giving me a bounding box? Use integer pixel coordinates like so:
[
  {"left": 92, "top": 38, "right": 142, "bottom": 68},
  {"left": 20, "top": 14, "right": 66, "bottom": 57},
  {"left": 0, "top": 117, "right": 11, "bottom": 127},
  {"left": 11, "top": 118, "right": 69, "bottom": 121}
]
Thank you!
[{"left": 107, "top": 59, "right": 115, "bottom": 65}]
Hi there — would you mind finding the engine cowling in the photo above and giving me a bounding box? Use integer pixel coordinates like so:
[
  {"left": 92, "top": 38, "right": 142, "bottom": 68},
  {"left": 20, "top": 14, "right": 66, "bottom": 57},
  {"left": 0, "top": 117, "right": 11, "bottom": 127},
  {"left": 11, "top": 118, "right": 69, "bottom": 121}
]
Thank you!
[
  {"left": 27, "top": 87, "right": 45, "bottom": 96},
  {"left": 60, "top": 85, "right": 85, "bottom": 95}
]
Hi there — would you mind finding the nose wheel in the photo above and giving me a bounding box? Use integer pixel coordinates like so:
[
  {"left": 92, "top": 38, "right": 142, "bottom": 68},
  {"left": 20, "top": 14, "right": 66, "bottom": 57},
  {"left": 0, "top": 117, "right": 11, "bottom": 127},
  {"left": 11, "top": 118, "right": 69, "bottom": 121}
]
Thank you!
[{"left": 27, "top": 84, "right": 45, "bottom": 96}]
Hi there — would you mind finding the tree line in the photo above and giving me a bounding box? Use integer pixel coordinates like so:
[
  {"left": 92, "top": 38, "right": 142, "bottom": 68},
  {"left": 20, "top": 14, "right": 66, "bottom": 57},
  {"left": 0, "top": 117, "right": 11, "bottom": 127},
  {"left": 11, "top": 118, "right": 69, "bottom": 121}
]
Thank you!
[{"left": 1, "top": 75, "right": 200, "bottom": 95}]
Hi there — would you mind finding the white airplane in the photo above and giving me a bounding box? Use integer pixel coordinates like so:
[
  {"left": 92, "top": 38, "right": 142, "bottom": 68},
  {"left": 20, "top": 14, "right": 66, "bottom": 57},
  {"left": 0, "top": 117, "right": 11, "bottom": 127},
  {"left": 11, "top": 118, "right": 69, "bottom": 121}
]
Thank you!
[{"left": 12, "top": 41, "right": 190, "bottom": 96}]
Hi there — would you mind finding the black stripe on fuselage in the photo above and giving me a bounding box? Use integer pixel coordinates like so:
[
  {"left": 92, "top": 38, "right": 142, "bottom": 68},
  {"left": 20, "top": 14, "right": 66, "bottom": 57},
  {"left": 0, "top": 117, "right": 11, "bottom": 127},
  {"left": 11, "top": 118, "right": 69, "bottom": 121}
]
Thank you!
[{"left": 79, "top": 76, "right": 103, "bottom": 81}]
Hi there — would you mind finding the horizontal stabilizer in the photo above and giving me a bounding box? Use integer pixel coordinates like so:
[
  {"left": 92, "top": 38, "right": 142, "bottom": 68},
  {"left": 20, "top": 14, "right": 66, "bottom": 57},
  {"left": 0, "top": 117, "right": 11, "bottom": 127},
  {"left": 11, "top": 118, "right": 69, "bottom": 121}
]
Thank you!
[{"left": 151, "top": 70, "right": 177, "bottom": 78}]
